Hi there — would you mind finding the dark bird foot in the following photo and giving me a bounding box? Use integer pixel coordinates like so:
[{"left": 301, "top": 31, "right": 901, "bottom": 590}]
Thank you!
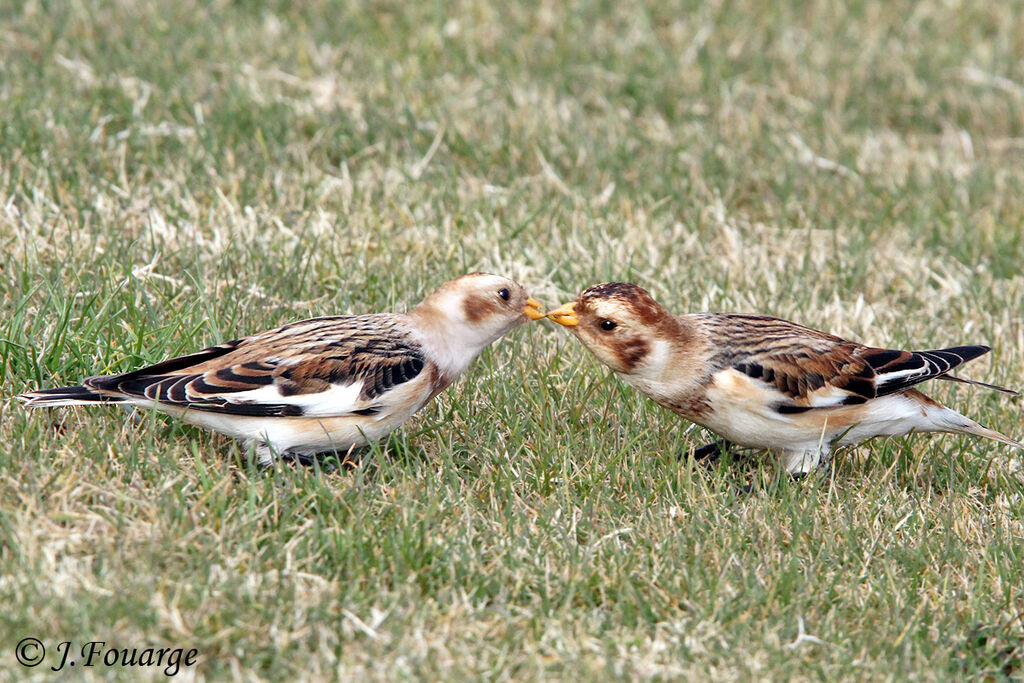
[
  {"left": 689, "top": 439, "right": 734, "bottom": 465},
  {"left": 281, "top": 448, "right": 360, "bottom": 473},
  {"left": 281, "top": 451, "right": 321, "bottom": 468}
]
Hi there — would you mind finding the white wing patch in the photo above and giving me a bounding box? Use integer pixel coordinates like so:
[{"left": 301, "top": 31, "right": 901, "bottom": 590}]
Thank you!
[
  {"left": 802, "top": 385, "right": 857, "bottom": 409},
  {"left": 875, "top": 367, "right": 923, "bottom": 385},
  {"left": 221, "top": 381, "right": 367, "bottom": 417}
]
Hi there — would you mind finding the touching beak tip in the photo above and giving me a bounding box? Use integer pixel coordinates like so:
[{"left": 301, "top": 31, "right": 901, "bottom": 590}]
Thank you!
[
  {"left": 523, "top": 297, "right": 546, "bottom": 321},
  {"left": 546, "top": 303, "right": 579, "bottom": 327}
]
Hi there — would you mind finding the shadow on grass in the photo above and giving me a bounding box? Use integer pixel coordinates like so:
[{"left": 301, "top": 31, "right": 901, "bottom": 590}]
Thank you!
[{"left": 954, "top": 618, "right": 1024, "bottom": 680}]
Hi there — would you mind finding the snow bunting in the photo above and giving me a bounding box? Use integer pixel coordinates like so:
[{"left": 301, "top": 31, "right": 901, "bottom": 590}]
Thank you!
[
  {"left": 19, "top": 273, "right": 545, "bottom": 465},
  {"left": 547, "top": 282, "right": 1022, "bottom": 476}
]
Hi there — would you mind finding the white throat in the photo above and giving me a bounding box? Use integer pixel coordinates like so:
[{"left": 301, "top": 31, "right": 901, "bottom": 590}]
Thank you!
[
  {"left": 406, "top": 281, "right": 522, "bottom": 377},
  {"left": 634, "top": 339, "right": 672, "bottom": 380},
  {"left": 619, "top": 339, "right": 685, "bottom": 400},
  {"left": 413, "top": 321, "right": 497, "bottom": 377}
]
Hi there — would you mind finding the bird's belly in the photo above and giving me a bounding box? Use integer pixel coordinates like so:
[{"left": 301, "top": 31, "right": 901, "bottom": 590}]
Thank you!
[
  {"left": 829, "top": 394, "right": 930, "bottom": 446},
  {"left": 695, "top": 375, "right": 814, "bottom": 450},
  {"left": 154, "top": 400, "right": 425, "bottom": 454},
  {"left": 698, "top": 392, "right": 929, "bottom": 451},
  {"left": 697, "top": 403, "right": 808, "bottom": 450}
]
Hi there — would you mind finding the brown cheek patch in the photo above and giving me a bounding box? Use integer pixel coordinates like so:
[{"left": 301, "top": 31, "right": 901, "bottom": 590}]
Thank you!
[
  {"left": 615, "top": 337, "right": 650, "bottom": 370},
  {"left": 462, "top": 294, "right": 497, "bottom": 323},
  {"left": 632, "top": 300, "right": 663, "bottom": 327}
]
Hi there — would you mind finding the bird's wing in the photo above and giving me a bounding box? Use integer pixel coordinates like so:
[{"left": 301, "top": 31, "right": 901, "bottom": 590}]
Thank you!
[
  {"left": 83, "top": 315, "right": 428, "bottom": 418},
  {"left": 701, "top": 314, "right": 994, "bottom": 412}
]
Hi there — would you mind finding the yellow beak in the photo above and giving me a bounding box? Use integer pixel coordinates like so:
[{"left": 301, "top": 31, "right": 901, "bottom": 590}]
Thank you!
[
  {"left": 523, "top": 297, "right": 546, "bottom": 321},
  {"left": 546, "top": 302, "right": 578, "bottom": 326}
]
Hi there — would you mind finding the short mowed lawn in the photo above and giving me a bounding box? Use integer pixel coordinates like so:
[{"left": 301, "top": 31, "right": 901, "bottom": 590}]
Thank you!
[{"left": 2, "top": 1, "right": 1024, "bottom": 679}]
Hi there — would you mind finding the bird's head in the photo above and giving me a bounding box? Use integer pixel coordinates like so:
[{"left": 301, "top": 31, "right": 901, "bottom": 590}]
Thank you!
[
  {"left": 546, "top": 282, "right": 680, "bottom": 375},
  {"left": 413, "top": 273, "right": 544, "bottom": 352}
]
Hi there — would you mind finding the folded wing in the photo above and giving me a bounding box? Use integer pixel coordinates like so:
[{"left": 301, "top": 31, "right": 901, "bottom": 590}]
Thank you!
[
  {"left": 83, "top": 315, "right": 427, "bottom": 418},
  {"left": 703, "top": 315, "right": 1007, "bottom": 413}
]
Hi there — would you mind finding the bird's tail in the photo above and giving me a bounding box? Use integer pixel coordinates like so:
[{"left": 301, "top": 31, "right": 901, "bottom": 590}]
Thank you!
[
  {"left": 938, "top": 373, "right": 1019, "bottom": 396},
  {"left": 17, "top": 385, "right": 125, "bottom": 408},
  {"left": 959, "top": 422, "right": 1024, "bottom": 451}
]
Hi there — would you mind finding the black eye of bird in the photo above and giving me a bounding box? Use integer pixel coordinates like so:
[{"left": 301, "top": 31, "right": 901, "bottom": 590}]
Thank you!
[
  {"left": 498, "top": 288, "right": 510, "bottom": 301},
  {"left": 600, "top": 320, "right": 617, "bottom": 331}
]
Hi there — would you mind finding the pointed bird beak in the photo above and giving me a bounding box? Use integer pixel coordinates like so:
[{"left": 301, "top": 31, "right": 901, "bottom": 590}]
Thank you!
[
  {"left": 546, "top": 302, "right": 578, "bottom": 326},
  {"left": 523, "top": 298, "right": 546, "bottom": 321}
]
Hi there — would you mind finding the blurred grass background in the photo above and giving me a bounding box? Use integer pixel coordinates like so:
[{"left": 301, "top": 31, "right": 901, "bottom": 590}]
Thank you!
[{"left": 2, "top": 0, "right": 1024, "bottom": 679}]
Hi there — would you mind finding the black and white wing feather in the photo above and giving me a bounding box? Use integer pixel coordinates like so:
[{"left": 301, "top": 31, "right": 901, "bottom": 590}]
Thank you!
[
  {"left": 19, "top": 315, "right": 428, "bottom": 418},
  {"left": 699, "top": 314, "right": 1013, "bottom": 413}
]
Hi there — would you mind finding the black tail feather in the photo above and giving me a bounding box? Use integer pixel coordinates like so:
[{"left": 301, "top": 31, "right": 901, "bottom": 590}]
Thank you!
[
  {"left": 17, "top": 385, "right": 124, "bottom": 407},
  {"left": 918, "top": 345, "right": 991, "bottom": 369},
  {"left": 937, "top": 373, "right": 1019, "bottom": 396}
]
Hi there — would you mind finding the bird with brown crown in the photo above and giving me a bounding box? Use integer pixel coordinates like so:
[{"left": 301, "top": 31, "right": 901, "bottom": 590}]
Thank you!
[
  {"left": 547, "top": 282, "right": 1022, "bottom": 476},
  {"left": 20, "top": 273, "right": 545, "bottom": 465}
]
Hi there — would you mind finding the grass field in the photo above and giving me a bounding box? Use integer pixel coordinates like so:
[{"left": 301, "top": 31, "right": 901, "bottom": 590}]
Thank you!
[{"left": 3, "top": 0, "right": 1024, "bottom": 679}]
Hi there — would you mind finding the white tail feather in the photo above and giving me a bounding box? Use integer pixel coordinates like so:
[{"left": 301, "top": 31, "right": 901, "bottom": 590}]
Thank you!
[
  {"left": 939, "top": 374, "right": 1019, "bottom": 396},
  {"left": 929, "top": 405, "right": 1024, "bottom": 451},
  {"left": 959, "top": 422, "right": 1024, "bottom": 451},
  {"left": 19, "top": 397, "right": 115, "bottom": 408},
  {"left": 17, "top": 387, "right": 125, "bottom": 409}
]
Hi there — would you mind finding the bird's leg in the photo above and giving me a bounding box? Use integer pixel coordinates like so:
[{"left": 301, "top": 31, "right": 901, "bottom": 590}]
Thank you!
[
  {"left": 334, "top": 443, "right": 361, "bottom": 471},
  {"left": 281, "top": 445, "right": 357, "bottom": 473},
  {"left": 781, "top": 446, "right": 827, "bottom": 478},
  {"left": 740, "top": 447, "right": 826, "bottom": 493},
  {"left": 309, "top": 449, "right": 345, "bottom": 474},
  {"left": 281, "top": 450, "right": 319, "bottom": 468},
  {"left": 689, "top": 438, "right": 734, "bottom": 465},
  {"left": 254, "top": 442, "right": 275, "bottom": 467}
]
